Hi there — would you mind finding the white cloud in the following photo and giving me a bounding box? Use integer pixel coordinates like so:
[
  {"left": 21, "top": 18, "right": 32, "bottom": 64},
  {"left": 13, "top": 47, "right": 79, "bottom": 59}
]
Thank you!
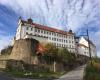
[
  {"left": 0, "top": 35, "right": 13, "bottom": 51},
  {"left": 0, "top": 0, "right": 99, "bottom": 30},
  {"left": 0, "top": 0, "right": 100, "bottom": 56}
]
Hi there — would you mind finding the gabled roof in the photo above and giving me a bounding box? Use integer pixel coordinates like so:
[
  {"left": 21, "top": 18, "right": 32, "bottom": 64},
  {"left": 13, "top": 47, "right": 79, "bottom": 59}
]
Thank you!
[
  {"left": 80, "top": 36, "right": 96, "bottom": 47},
  {"left": 21, "top": 20, "right": 74, "bottom": 35},
  {"left": 84, "top": 38, "right": 96, "bottom": 47}
]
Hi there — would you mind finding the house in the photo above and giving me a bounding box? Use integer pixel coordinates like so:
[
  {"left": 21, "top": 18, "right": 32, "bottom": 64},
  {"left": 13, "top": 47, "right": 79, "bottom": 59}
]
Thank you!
[{"left": 78, "top": 37, "right": 97, "bottom": 57}]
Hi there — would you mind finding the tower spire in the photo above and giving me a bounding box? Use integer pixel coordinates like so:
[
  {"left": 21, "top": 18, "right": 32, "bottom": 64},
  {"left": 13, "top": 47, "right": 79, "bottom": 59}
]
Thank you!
[{"left": 18, "top": 16, "right": 22, "bottom": 25}]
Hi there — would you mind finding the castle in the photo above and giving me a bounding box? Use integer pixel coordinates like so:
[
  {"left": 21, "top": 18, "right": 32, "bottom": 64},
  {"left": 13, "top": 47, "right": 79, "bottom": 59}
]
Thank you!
[
  {"left": 0, "top": 17, "right": 97, "bottom": 69},
  {"left": 14, "top": 17, "right": 96, "bottom": 57}
]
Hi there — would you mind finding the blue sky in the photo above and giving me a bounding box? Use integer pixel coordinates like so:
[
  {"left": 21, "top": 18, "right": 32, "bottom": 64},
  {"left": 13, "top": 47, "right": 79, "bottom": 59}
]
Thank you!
[{"left": 0, "top": 0, "right": 100, "bottom": 56}]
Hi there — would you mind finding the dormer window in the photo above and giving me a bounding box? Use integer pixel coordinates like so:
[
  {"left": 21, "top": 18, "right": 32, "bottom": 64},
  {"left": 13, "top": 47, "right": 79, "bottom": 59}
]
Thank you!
[{"left": 27, "top": 18, "right": 33, "bottom": 24}]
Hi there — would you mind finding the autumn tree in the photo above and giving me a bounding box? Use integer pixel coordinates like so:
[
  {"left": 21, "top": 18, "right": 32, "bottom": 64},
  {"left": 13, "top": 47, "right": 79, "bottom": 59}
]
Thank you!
[{"left": 43, "top": 43, "right": 77, "bottom": 71}]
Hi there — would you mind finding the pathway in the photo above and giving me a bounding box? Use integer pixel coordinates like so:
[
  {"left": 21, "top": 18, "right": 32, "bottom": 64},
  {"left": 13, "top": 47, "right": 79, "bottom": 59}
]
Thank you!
[{"left": 57, "top": 65, "right": 86, "bottom": 80}]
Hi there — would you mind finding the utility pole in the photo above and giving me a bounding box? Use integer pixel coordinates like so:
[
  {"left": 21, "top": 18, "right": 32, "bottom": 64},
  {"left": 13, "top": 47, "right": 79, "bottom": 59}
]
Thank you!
[{"left": 87, "top": 29, "right": 92, "bottom": 65}]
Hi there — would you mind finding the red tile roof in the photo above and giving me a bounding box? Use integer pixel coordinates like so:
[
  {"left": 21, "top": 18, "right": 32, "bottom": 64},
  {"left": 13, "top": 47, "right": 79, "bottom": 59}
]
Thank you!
[{"left": 21, "top": 20, "right": 74, "bottom": 35}]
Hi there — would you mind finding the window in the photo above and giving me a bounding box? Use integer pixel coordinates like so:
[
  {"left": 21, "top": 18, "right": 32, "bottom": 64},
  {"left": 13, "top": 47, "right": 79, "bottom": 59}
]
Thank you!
[
  {"left": 38, "top": 29, "right": 40, "bottom": 33},
  {"left": 62, "top": 39, "right": 63, "bottom": 42},
  {"left": 35, "top": 28, "right": 37, "bottom": 32},
  {"left": 41, "top": 30, "right": 43, "bottom": 33},
  {"left": 59, "top": 44, "right": 61, "bottom": 47},
  {"left": 59, "top": 39, "right": 61, "bottom": 42},
  {"left": 44, "top": 31, "right": 45, "bottom": 34},
  {"left": 49, "top": 32, "right": 51, "bottom": 35},
  {"left": 56, "top": 33, "right": 58, "bottom": 36},
  {"left": 64, "top": 40, "right": 65, "bottom": 43},
  {"left": 84, "top": 52, "right": 86, "bottom": 54},
  {"left": 54, "top": 38, "right": 56, "bottom": 41},
  {"left": 72, "top": 36, "right": 74, "bottom": 39},
  {"left": 61, "top": 44, "right": 63, "bottom": 47},
  {"left": 59, "top": 34, "right": 61, "bottom": 37},
  {"left": 49, "top": 37, "right": 51, "bottom": 40},
  {"left": 47, "top": 31, "right": 48, "bottom": 34},
  {"left": 26, "top": 27, "right": 28, "bottom": 30},
  {"left": 31, "top": 27, "right": 33, "bottom": 31},
  {"left": 69, "top": 41, "right": 71, "bottom": 43},
  {"left": 54, "top": 33, "right": 56, "bottom": 36},
  {"left": 26, "top": 32, "right": 28, "bottom": 34}
]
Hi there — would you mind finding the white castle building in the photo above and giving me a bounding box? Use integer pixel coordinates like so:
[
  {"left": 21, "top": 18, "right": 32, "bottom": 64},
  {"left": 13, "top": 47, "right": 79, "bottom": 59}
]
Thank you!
[
  {"left": 15, "top": 17, "right": 76, "bottom": 53},
  {"left": 15, "top": 17, "right": 97, "bottom": 57},
  {"left": 78, "top": 37, "right": 97, "bottom": 57}
]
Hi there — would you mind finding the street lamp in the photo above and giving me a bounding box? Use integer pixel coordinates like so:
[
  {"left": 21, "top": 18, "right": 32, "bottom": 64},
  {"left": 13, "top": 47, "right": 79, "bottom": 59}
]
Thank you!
[
  {"left": 87, "top": 29, "right": 92, "bottom": 65},
  {"left": 77, "top": 28, "right": 92, "bottom": 65}
]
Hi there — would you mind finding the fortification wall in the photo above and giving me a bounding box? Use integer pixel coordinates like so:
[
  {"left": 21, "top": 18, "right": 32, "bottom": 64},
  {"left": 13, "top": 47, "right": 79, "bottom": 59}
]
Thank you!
[
  {"left": 0, "top": 55, "right": 9, "bottom": 68},
  {"left": 10, "top": 38, "right": 39, "bottom": 64},
  {"left": 0, "top": 55, "right": 9, "bottom": 60}
]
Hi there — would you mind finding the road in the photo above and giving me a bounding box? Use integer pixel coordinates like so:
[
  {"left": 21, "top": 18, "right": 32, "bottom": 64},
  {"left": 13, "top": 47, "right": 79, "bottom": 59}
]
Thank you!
[
  {"left": 0, "top": 72, "right": 14, "bottom": 80},
  {"left": 0, "top": 65, "right": 86, "bottom": 80},
  {"left": 14, "top": 65, "right": 86, "bottom": 80},
  {"left": 57, "top": 65, "right": 86, "bottom": 80}
]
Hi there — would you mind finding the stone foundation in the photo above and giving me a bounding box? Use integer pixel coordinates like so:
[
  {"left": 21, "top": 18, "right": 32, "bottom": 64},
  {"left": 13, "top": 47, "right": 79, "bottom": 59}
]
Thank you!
[{"left": 10, "top": 38, "right": 39, "bottom": 64}]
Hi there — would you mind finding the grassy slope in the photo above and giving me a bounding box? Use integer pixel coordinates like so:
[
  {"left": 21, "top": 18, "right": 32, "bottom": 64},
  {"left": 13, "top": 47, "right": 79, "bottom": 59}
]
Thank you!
[{"left": 84, "top": 58, "right": 100, "bottom": 80}]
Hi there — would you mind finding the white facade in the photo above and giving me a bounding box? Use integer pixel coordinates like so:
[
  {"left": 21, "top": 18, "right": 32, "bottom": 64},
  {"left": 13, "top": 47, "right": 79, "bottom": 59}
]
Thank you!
[
  {"left": 78, "top": 44, "right": 89, "bottom": 56},
  {"left": 24, "top": 34, "right": 48, "bottom": 45},
  {"left": 15, "top": 18, "right": 97, "bottom": 57},
  {"left": 78, "top": 37, "right": 96, "bottom": 57},
  {"left": 15, "top": 18, "right": 76, "bottom": 53}
]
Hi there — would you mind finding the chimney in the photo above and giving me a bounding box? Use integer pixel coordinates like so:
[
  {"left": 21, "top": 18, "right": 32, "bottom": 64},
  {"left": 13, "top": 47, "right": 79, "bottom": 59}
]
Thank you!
[
  {"left": 68, "top": 29, "right": 73, "bottom": 33},
  {"left": 27, "top": 17, "right": 33, "bottom": 24}
]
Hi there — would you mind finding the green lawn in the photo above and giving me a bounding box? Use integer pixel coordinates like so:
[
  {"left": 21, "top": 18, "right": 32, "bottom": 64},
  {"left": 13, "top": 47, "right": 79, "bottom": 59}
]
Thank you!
[
  {"left": 84, "top": 59, "right": 100, "bottom": 80},
  {"left": 4, "top": 69, "right": 65, "bottom": 79}
]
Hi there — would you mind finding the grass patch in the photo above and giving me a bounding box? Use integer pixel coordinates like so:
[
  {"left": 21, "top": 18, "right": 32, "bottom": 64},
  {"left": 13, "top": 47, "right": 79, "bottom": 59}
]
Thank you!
[
  {"left": 84, "top": 60, "right": 100, "bottom": 80},
  {"left": 3, "top": 69, "right": 65, "bottom": 79}
]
